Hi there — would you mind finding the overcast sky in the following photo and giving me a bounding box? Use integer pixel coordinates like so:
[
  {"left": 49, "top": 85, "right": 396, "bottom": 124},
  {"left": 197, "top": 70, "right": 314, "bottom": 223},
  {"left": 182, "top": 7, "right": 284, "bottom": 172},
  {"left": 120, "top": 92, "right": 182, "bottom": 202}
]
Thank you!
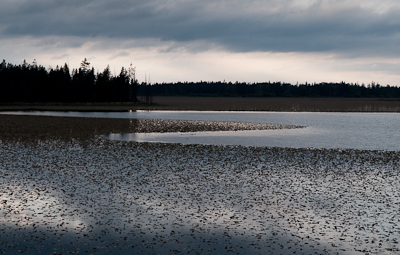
[{"left": 1, "top": 0, "right": 400, "bottom": 85}]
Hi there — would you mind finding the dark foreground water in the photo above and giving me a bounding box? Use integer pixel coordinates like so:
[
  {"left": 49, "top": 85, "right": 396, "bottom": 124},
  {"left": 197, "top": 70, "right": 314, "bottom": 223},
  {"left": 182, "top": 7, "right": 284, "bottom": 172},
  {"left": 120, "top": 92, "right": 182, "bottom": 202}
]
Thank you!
[
  {"left": 2, "top": 110, "right": 400, "bottom": 151},
  {"left": 2, "top": 111, "right": 400, "bottom": 254}
]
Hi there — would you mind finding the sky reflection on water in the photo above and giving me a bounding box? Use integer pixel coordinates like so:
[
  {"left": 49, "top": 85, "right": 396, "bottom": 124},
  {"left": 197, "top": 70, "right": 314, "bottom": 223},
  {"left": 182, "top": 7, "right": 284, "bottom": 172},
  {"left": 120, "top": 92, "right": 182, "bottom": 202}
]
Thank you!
[{"left": 2, "top": 110, "right": 400, "bottom": 151}]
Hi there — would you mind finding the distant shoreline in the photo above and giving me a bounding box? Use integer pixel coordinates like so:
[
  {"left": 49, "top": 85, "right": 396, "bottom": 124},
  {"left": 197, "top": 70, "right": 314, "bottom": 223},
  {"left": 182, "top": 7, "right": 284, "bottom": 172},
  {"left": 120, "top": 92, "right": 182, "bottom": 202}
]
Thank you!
[{"left": 2, "top": 96, "right": 400, "bottom": 112}]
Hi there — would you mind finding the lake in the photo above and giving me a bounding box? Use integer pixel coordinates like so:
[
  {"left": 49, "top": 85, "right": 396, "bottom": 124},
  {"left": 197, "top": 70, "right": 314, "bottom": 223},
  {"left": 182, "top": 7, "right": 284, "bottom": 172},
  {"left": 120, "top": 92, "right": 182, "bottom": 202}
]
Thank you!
[
  {"left": 2, "top": 110, "right": 400, "bottom": 151},
  {"left": 2, "top": 110, "right": 400, "bottom": 254}
]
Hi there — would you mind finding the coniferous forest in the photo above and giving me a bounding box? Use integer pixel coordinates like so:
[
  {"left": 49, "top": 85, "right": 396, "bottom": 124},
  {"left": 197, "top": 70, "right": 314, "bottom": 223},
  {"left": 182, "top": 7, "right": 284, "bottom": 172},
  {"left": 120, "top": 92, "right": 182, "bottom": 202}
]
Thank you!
[
  {"left": 1, "top": 59, "right": 400, "bottom": 103},
  {"left": 0, "top": 59, "right": 139, "bottom": 103},
  {"left": 148, "top": 80, "right": 400, "bottom": 98}
]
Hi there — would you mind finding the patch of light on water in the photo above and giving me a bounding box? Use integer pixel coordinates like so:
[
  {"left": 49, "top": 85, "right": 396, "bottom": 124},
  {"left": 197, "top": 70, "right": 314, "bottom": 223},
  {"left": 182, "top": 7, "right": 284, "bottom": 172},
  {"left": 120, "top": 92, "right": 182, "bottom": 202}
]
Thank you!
[
  {"left": 3, "top": 110, "right": 400, "bottom": 150},
  {"left": 104, "top": 127, "right": 329, "bottom": 148}
]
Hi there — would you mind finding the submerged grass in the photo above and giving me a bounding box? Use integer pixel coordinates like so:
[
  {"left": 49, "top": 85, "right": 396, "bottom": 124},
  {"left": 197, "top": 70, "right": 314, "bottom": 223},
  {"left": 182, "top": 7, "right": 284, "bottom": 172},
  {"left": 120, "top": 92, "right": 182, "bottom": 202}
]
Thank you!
[
  {"left": 1, "top": 108, "right": 400, "bottom": 254},
  {"left": 2, "top": 137, "right": 400, "bottom": 254},
  {"left": 0, "top": 114, "right": 301, "bottom": 143}
]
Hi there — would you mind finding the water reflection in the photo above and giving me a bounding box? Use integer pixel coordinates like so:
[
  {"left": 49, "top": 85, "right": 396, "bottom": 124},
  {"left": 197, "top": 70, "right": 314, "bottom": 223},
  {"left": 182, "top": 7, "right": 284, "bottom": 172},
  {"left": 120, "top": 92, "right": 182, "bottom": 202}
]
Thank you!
[
  {"left": 104, "top": 128, "right": 321, "bottom": 148},
  {"left": 104, "top": 122, "right": 400, "bottom": 150},
  {"left": 3, "top": 110, "right": 400, "bottom": 150},
  {"left": 3, "top": 137, "right": 399, "bottom": 254}
]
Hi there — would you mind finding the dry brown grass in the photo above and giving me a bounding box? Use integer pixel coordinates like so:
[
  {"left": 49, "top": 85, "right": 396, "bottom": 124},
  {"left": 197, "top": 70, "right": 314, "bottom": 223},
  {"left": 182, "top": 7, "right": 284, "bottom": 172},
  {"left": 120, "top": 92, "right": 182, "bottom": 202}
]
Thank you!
[
  {"left": 150, "top": 97, "right": 400, "bottom": 112},
  {"left": 2, "top": 97, "right": 400, "bottom": 112}
]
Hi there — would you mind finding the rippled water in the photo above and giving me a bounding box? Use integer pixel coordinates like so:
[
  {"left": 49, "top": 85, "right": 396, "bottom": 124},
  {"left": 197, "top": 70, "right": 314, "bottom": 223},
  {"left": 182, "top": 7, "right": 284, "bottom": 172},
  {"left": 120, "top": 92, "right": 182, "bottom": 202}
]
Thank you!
[
  {"left": 2, "top": 110, "right": 400, "bottom": 151},
  {"left": 2, "top": 111, "right": 400, "bottom": 253}
]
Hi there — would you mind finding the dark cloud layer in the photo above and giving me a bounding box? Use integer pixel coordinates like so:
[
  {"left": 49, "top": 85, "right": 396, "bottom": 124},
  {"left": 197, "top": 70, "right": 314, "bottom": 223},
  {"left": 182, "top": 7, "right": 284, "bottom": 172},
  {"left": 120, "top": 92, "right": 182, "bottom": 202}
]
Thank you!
[{"left": 1, "top": 0, "right": 400, "bottom": 55}]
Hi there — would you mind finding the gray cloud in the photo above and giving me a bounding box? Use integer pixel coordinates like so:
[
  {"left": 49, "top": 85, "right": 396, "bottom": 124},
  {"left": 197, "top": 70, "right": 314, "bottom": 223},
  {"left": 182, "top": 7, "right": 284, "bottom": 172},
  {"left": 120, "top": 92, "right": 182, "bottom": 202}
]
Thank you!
[{"left": 1, "top": 0, "right": 400, "bottom": 55}]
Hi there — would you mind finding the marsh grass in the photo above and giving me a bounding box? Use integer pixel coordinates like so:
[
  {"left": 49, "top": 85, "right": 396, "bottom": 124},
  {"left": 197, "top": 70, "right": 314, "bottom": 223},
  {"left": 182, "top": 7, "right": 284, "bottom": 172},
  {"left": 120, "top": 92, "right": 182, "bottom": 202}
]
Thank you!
[
  {"left": 2, "top": 97, "right": 400, "bottom": 112},
  {"left": 149, "top": 97, "right": 400, "bottom": 112}
]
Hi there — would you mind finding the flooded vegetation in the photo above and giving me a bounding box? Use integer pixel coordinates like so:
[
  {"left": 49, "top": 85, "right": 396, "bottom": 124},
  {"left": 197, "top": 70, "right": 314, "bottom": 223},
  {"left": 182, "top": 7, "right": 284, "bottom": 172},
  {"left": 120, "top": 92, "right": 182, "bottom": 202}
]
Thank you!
[
  {"left": 2, "top": 138, "right": 400, "bottom": 254},
  {"left": 1, "top": 113, "right": 400, "bottom": 254},
  {"left": 0, "top": 114, "right": 300, "bottom": 143}
]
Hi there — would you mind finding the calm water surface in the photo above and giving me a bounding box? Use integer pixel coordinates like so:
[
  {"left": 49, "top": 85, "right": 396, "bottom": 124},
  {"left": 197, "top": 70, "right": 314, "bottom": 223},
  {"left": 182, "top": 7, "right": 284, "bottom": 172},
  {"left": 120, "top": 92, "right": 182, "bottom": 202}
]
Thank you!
[{"left": 2, "top": 110, "right": 400, "bottom": 151}]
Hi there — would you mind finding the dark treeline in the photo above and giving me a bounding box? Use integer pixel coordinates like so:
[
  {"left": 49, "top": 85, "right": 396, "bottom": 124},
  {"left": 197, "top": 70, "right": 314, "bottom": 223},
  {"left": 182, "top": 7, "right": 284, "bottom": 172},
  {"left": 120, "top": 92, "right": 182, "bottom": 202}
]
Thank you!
[
  {"left": 0, "top": 59, "right": 141, "bottom": 103},
  {"left": 148, "top": 81, "right": 400, "bottom": 97},
  {"left": 2, "top": 59, "right": 400, "bottom": 103}
]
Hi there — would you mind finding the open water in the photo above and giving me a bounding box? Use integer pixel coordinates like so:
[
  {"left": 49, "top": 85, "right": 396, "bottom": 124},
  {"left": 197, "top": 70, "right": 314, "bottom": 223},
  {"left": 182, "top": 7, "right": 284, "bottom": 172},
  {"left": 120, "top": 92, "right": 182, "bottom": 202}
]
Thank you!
[{"left": 2, "top": 110, "right": 400, "bottom": 151}]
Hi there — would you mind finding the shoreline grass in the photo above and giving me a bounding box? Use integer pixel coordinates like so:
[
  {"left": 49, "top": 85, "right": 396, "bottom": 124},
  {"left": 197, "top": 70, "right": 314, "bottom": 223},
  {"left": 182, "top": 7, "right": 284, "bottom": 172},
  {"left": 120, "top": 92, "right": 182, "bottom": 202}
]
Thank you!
[{"left": 2, "top": 96, "right": 400, "bottom": 112}]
